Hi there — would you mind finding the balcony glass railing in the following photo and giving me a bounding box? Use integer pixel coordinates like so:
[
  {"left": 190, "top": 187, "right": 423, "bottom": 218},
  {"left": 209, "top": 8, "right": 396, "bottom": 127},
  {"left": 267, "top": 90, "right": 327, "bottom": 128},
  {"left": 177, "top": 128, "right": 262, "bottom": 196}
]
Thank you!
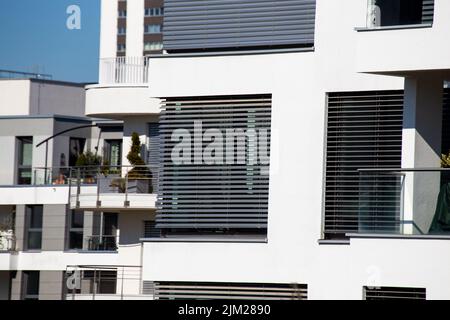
[
  {"left": 357, "top": 168, "right": 450, "bottom": 236},
  {"left": 64, "top": 265, "right": 147, "bottom": 300},
  {"left": 69, "top": 165, "right": 158, "bottom": 209},
  {"left": 86, "top": 235, "right": 118, "bottom": 252}
]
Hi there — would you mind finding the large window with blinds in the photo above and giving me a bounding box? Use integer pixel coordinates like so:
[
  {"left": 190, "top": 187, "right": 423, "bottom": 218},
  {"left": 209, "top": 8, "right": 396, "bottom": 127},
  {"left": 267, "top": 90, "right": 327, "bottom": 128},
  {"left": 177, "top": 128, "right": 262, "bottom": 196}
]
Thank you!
[
  {"left": 364, "top": 286, "right": 426, "bottom": 300},
  {"left": 156, "top": 95, "right": 271, "bottom": 237},
  {"left": 146, "top": 281, "right": 307, "bottom": 300},
  {"left": 163, "top": 0, "right": 316, "bottom": 53},
  {"left": 323, "top": 91, "right": 404, "bottom": 239}
]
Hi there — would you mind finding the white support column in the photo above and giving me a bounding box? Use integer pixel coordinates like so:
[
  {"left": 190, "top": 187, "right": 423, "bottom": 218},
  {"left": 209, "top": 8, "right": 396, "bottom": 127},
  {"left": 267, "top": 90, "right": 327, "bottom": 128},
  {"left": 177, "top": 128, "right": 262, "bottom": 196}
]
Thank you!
[
  {"left": 126, "top": 0, "right": 145, "bottom": 57},
  {"left": 401, "top": 76, "right": 444, "bottom": 234},
  {"left": 99, "top": 0, "right": 119, "bottom": 83}
]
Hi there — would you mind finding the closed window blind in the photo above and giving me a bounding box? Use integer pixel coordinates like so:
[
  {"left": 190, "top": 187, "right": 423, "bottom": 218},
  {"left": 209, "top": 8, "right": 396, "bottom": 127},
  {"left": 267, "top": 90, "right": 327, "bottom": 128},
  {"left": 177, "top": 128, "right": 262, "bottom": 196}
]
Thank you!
[
  {"left": 163, "top": 0, "right": 316, "bottom": 52},
  {"left": 149, "top": 282, "right": 307, "bottom": 300},
  {"left": 422, "top": 0, "right": 434, "bottom": 24},
  {"left": 324, "top": 91, "right": 404, "bottom": 238},
  {"left": 364, "top": 286, "right": 426, "bottom": 300},
  {"left": 156, "top": 95, "right": 271, "bottom": 234}
]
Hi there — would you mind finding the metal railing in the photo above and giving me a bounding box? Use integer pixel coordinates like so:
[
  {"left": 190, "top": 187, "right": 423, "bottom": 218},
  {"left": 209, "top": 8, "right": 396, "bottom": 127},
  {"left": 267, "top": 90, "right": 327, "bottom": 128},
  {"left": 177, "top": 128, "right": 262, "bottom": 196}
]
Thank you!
[
  {"left": 32, "top": 166, "right": 73, "bottom": 186},
  {"left": 99, "top": 56, "right": 149, "bottom": 84},
  {"left": 0, "top": 232, "right": 16, "bottom": 251},
  {"left": 356, "top": 168, "right": 450, "bottom": 236},
  {"left": 85, "top": 235, "right": 118, "bottom": 252},
  {"left": 69, "top": 165, "right": 158, "bottom": 209},
  {"left": 64, "top": 265, "right": 149, "bottom": 300}
]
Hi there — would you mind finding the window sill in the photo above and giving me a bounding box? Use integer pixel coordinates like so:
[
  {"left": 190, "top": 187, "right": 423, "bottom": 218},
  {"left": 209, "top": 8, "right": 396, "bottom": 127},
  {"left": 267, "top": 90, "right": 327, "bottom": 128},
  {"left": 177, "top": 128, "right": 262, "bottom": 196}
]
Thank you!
[
  {"left": 141, "top": 236, "right": 268, "bottom": 243},
  {"left": 149, "top": 46, "right": 315, "bottom": 58},
  {"left": 355, "top": 23, "right": 432, "bottom": 32},
  {"left": 317, "top": 239, "right": 350, "bottom": 245},
  {"left": 64, "top": 250, "right": 118, "bottom": 254}
]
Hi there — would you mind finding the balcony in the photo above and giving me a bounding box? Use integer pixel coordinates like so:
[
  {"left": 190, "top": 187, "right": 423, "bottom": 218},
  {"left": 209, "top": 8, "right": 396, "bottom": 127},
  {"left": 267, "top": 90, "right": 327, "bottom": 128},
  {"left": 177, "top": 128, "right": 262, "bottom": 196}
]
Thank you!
[
  {"left": 85, "top": 56, "right": 160, "bottom": 118},
  {"left": 69, "top": 166, "right": 158, "bottom": 211},
  {"left": 350, "top": 168, "right": 450, "bottom": 238},
  {"left": 355, "top": 0, "right": 450, "bottom": 75},
  {"left": 99, "top": 57, "right": 149, "bottom": 85},
  {"left": 64, "top": 265, "right": 152, "bottom": 300}
]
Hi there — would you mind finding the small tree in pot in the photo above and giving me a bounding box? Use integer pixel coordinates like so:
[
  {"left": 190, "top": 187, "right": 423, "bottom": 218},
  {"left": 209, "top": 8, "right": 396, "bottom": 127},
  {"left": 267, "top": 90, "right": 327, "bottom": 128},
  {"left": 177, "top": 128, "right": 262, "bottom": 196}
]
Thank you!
[{"left": 125, "top": 132, "right": 153, "bottom": 193}]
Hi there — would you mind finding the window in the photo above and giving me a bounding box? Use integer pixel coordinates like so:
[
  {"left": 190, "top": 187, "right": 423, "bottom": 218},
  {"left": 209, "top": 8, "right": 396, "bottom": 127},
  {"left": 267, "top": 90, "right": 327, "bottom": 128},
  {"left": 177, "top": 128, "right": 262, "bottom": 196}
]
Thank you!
[
  {"left": 22, "top": 271, "right": 40, "bottom": 300},
  {"left": 144, "top": 42, "right": 163, "bottom": 52},
  {"left": 324, "top": 91, "right": 404, "bottom": 239},
  {"left": 162, "top": 0, "right": 316, "bottom": 53},
  {"left": 145, "top": 24, "right": 162, "bottom": 34},
  {"left": 67, "top": 211, "right": 84, "bottom": 250},
  {"left": 143, "top": 220, "right": 161, "bottom": 238},
  {"left": 118, "top": 27, "right": 126, "bottom": 35},
  {"left": 368, "top": 0, "right": 434, "bottom": 27},
  {"left": 150, "top": 282, "right": 307, "bottom": 300},
  {"left": 118, "top": 10, "right": 127, "bottom": 18},
  {"left": 364, "top": 286, "right": 426, "bottom": 300},
  {"left": 156, "top": 95, "right": 271, "bottom": 237},
  {"left": 17, "top": 137, "right": 33, "bottom": 185},
  {"left": 104, "top": 140, "right": 122, "bottom": 167},
  {"left": 145, "top": 7, "right": 164, "bottom": 16},
  {"left": 117, "top": 44, "right": 126, "bottom": 52},
  {"left": 69, "top": 138, "right": 86, "bottom": 167},
  {"left": 25, "top": 205, "right": 43, "bottom": 250}
]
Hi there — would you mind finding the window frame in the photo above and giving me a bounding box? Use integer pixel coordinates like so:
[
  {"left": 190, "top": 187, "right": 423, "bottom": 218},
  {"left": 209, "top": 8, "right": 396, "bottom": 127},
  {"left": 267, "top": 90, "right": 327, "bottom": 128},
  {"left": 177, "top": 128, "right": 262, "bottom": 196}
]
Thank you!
[
  {"left": 17, "top": 136, "right": 33, "bottom": 185},
  {"left": 25, "top": 205, "right": 43, "bottom": 251}
]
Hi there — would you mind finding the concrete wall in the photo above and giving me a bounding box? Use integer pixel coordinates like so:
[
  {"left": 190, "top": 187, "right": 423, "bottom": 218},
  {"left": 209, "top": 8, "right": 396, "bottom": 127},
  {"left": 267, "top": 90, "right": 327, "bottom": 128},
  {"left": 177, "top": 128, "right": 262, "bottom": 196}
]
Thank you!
[
  {"left": 356, "top": 0, "right": 450, "bottom": 74},
  {"left": 42, "top": 205, "right": 67, "bottom": 251},
  {"left": 0, "top": 80, "right": 86, "bottom": 118},
  {"left": 85, "top": 85, "right": 160, "bottom": 117},
  {"left": 0, "top": 80, "right": 31, "bottom": 116},
  {"left": 39, "top": 271, "right": 64, "bottom": 300},
  {"left": 138, "top": 0, "right": 450, "bottom": 300},
  {"left": 29, "top": 81, "right": 86, "bottom": 117}
]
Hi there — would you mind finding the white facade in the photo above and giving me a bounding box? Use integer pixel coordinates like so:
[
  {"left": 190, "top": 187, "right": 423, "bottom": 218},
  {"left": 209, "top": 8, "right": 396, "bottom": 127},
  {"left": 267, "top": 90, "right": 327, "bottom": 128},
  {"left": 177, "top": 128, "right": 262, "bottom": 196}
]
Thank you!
[
  {"left": 83, "top": 0, "right": 450, "bottom": 300},
  {"left": 3, "top": 0, "right": 450, "bottom": 300}
]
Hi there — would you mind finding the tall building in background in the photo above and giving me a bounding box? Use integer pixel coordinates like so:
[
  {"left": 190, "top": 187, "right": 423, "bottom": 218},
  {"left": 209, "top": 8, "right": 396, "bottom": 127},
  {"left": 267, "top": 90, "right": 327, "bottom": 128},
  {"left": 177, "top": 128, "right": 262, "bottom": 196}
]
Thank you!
[{"left": 116, "top": 0, "right": 164, "bottom": 56}]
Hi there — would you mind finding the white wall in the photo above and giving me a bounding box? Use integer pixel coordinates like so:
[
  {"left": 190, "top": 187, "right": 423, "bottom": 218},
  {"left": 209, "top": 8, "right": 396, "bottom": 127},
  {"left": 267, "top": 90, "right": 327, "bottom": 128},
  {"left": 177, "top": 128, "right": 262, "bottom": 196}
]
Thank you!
[
  {"left": 356, "top": 0, "right": 450, "bottom": 74},
  {"left": 139, "top": 0, "right": 450, "bottom": 300},
  {"left": 85, "top": 85, "right": 160, "bottom": 118},
  {"left": 99, "top": 0, "right": 118, "bottom": 60},
  {"left": 0, "top": 80, "right": 31, "bottom": 116}
]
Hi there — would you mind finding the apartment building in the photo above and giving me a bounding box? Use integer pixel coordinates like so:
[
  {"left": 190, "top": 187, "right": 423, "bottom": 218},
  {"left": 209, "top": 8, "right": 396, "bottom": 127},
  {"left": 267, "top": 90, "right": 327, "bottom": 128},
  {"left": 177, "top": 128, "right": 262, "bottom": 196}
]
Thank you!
[
  {"left": 0, "top": 78, "right": 158, "bottom": 300},
  {"left": 3, "top": 0, "right": 450, "bottom": 300},
  {"left": 81, "top": 0, "right": 450, "bottom": 300}
]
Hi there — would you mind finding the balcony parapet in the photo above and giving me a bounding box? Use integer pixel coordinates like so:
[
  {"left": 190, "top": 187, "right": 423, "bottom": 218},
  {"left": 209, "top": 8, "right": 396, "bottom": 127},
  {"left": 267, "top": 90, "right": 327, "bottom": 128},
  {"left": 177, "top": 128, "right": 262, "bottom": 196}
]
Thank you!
[
  {"left": 69, "top": 165, "right": 158, "bottom": 211},
  {"left": 355, "top": 167, "right": 450, "bottom": 237},
  {"left": 99, "top": 56, "right": 149, "bottom": 85}
]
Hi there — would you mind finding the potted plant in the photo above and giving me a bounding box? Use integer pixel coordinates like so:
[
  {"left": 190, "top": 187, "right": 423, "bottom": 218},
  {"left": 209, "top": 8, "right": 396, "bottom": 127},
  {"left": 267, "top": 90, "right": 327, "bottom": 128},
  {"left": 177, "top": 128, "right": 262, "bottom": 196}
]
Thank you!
[
  {"left": 126, "top": 132, "right": 153, "bottom": 193},
  {"left": 75, "top": 151, "right": 102, "bottom": 184}
]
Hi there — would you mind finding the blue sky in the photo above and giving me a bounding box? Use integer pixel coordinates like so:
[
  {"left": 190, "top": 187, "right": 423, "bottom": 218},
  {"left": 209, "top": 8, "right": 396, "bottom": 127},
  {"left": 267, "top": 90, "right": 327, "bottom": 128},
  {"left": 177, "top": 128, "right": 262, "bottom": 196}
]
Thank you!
[{"left": 0, "top": 0, "right": 100, "bottom": 83}]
